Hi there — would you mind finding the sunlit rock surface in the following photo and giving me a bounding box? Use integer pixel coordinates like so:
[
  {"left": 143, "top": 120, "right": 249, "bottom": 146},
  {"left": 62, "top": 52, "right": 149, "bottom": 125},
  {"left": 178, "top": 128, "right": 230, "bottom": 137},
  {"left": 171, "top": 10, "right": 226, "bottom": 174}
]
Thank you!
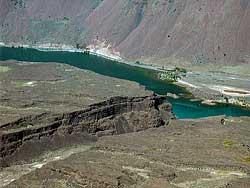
[{"left": 1, "top": 0, "right": 250, "bottom": 64}]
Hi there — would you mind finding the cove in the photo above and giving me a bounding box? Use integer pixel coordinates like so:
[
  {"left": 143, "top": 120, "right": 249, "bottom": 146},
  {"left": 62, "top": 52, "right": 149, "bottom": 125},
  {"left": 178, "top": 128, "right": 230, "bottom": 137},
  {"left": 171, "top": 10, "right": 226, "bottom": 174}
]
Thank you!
[{"left": 0, "top": 46, "right": 250, "bottom": 119}]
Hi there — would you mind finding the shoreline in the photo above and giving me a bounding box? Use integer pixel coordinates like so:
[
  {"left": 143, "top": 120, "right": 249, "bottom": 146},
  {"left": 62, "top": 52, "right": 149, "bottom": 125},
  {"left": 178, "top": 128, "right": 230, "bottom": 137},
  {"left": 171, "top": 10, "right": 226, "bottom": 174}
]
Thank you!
[
  {"left": 0, "top": 42, "right": 165, "bottom": 72},
  {"left": 1, "top": 42, "right": 250, "bottom": 109}
]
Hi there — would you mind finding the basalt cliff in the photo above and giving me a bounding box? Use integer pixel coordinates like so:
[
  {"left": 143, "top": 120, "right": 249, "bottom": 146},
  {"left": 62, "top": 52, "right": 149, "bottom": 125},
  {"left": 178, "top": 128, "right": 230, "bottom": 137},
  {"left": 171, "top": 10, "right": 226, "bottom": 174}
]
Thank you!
[{"left": 0, "top": 95, "right": 172, "bottom": 166}]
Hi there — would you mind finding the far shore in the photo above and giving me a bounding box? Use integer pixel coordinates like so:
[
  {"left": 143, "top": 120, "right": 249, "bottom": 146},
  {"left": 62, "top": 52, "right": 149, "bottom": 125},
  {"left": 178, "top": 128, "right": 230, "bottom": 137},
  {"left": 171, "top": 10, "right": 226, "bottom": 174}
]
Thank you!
[{"left": 0, "top": 42, "right": 166, "bottom": 72}]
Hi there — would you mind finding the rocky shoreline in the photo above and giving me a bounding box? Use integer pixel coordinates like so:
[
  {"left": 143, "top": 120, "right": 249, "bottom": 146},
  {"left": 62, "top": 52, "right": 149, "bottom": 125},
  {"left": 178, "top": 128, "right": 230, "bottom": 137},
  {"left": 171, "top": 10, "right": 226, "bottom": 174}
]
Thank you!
[
  {"left": 177, "top": 82, "right": 250, "bottom": 108},
  {"left": 0, "top": 42, "right": 163, "bottom": 72}
]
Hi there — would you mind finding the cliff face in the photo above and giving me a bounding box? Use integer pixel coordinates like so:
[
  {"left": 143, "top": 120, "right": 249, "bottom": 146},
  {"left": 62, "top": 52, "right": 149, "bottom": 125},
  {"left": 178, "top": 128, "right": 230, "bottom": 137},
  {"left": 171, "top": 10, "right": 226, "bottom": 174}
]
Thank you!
[
  {"left": 0, "top": 95, "right": 173, "bottom": 166},
  {"left": 1, "top": 0, "right": 250, "bottom": 65}
]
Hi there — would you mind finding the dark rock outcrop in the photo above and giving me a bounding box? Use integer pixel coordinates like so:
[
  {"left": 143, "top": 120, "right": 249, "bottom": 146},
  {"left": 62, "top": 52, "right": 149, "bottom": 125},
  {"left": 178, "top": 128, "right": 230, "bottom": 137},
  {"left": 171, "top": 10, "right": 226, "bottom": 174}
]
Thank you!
[{"left": 0, "top": 95, "right": 173, "bottom": 166}]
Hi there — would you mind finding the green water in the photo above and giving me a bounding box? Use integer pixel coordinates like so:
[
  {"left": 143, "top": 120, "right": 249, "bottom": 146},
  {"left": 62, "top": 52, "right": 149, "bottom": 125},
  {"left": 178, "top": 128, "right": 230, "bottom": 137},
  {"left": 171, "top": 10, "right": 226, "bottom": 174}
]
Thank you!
[{"left": 0, "top": 46, "right": 250, "bottom": 119}]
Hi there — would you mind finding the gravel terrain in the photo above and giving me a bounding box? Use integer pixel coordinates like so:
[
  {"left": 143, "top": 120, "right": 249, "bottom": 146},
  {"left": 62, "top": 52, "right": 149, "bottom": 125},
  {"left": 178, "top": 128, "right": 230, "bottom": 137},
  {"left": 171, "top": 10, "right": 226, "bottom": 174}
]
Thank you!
[{"left": 3, "top": 116, "right": 250, "bottom": 188}]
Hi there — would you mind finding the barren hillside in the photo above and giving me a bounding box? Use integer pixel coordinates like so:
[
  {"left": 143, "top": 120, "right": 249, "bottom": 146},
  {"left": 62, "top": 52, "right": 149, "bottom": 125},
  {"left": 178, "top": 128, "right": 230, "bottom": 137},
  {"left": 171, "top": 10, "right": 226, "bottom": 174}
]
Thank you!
[{"left": 1, "top": 0, "right": 250, "bottom": 65}]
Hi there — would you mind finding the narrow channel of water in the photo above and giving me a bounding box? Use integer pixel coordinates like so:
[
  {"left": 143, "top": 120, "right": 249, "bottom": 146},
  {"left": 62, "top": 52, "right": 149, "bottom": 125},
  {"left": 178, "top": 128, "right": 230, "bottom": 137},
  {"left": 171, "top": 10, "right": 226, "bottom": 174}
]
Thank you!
[{"left": 0, "top": 46, "right": 250, "bottom": 118}]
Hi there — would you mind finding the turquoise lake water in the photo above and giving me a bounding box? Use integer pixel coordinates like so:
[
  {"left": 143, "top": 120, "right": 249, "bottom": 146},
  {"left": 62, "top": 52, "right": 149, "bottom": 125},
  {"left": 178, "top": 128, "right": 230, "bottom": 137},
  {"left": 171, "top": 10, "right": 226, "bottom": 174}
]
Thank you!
[{"left": 0, "top": 46, "right": 250, "bottom": 119}]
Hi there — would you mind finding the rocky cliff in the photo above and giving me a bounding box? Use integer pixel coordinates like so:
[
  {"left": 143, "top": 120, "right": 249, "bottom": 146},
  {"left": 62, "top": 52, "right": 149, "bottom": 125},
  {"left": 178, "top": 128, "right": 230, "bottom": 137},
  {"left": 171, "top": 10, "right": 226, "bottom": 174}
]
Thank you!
[
  {"left": 0, "top": 95, "right": 173, "bottom": 166},
  {"left": 1, "top": 0, "right": 250, "bottom": 65}
]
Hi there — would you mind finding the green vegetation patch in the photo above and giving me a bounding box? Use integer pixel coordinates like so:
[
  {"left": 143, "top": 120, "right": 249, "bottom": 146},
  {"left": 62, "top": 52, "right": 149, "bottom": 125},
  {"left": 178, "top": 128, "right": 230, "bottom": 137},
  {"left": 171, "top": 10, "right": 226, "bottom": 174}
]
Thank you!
[
  {"left": 236, "top": 157, "right": 250, "bottom": 163},
  {"left": 223, "top": 141, "right": 236, "bottom": 147},
  {"left": 63, "top": 17, "right": 70, "bottom": 21},
  {"left": 158, "top": 67, "right": 186, "bottom": 82},
  {"left": 241, "top": 157, "right": 250, "bottom": 162}
]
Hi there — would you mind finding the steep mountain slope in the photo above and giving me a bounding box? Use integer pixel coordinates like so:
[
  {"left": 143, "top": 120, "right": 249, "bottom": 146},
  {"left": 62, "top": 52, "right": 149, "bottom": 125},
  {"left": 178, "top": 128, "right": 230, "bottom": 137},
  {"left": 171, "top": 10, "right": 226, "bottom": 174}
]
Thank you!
[
  {"left": 85, "top": 0, "right": 250, "bottom": 65},
  {"left": 0, "top": 0, "right": 102, "bottom": 44},
  {"left": 1, "top": 0, "right": 250, "bottom": 65}
]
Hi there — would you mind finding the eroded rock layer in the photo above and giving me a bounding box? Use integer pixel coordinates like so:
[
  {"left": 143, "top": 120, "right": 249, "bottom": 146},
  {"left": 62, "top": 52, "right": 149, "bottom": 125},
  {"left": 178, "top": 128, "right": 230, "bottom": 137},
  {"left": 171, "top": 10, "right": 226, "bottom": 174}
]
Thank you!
[{"left": 0, "top": 95, "right": 173, "bottom": 165}]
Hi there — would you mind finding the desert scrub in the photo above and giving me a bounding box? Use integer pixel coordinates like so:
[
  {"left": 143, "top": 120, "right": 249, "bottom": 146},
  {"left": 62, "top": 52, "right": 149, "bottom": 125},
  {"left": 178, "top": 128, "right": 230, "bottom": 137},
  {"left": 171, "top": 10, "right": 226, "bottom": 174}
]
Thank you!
[
  {"left": 236, "top": 157, "right": 250, "bottom": 163},
  {"left": 241, "top": 157, "right": 250, "bottom": 162},
  {"left": 223, "top": 141, "right": 236, "bottom": 147},
  {"left": 157, "top": 67, "right": 186, "bottom": 82},
  {"left": 175, "top": 67, "right": 187, "bottom": 73},
  {"left": 158, "top": 71, "right": 178, "bottom": 82},
  {"left": 63, "top": 17, "right": 70, "bottom": 21}
]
